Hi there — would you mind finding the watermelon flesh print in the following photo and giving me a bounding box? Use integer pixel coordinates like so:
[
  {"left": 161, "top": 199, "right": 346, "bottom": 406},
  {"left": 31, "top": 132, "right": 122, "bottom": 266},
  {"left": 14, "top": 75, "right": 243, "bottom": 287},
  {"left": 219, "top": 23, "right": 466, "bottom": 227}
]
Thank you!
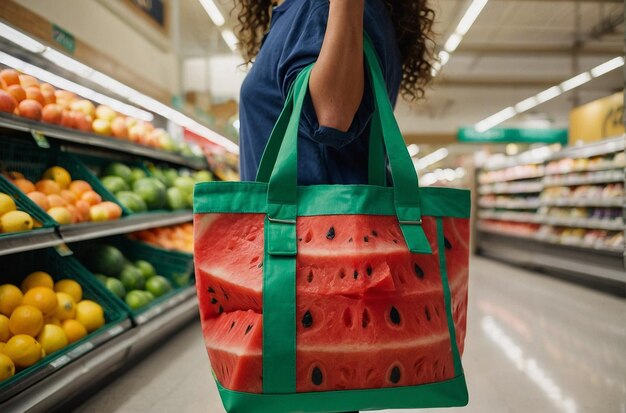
[{"left": 195, "top": 213, "right": 469, "bottom": 393}]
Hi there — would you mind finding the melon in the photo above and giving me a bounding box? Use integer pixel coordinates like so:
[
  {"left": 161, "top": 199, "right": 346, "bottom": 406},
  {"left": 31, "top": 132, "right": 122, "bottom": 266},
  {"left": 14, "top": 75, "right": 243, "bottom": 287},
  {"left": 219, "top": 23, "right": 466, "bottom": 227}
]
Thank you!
[{"left": 195, "top": 213, "right": 468, "bottom": 393}]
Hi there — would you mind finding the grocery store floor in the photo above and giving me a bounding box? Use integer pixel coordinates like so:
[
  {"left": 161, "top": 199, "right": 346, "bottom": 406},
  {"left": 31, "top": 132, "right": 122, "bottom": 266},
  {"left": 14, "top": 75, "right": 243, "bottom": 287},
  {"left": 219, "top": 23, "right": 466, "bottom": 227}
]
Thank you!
[{"left": 74, "top": 256, "right": 626, "bottom": 413}]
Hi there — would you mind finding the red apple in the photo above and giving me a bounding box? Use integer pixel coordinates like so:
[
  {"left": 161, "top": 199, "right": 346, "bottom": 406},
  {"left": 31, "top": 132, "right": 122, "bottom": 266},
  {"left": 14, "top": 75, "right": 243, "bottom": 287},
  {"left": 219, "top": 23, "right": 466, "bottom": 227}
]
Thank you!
[
  {"left": 59, "top": 110, "right": 75, "bottom": 128},
  {"left": 6, "top": 85, "right": 26, "bottom": 103},
  {"left": 128, "top": 123, "right": 147, "bottom": 144},
  {"left": 25, "top": 86, "right": 45, "bottom": 106},
  {"left": 0, "top": 90, "right": 18, "bottom": 113},
  {"left": 70, "top": 99, "right": 95, "bottom": 117},
  {"left": 73, "top": 112, "right": 93, "bottom": 132},
  {"left": 42, "top": 104, "right": 63, "bottom": 124},
  {"left": 18, "top": 99, "right": 42, "bottom": 121},
  {"left": 111, "top": 117, "right": 128, "bottom": 139}
]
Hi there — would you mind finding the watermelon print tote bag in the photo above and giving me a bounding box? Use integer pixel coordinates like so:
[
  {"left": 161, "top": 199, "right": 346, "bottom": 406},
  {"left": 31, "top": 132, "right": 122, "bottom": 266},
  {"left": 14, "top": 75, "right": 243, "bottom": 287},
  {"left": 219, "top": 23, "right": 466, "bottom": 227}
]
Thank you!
[{"left": 193, "top": 35, "right": 470, "bottom": 413}]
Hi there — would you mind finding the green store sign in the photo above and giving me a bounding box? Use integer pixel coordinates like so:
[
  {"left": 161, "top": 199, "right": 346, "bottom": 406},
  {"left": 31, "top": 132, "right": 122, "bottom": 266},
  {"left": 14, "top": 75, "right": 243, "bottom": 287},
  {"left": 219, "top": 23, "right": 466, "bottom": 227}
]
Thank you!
[{"left": 457, "top": 127, "right": 568, "bottom": 144}]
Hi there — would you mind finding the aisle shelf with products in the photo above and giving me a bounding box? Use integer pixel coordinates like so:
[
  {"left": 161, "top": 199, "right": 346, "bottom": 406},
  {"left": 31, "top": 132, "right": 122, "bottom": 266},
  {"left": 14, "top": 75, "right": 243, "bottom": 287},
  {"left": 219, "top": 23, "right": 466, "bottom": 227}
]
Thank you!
[{"left": 476, "top": 136, "right": 626, "bottom": 288}]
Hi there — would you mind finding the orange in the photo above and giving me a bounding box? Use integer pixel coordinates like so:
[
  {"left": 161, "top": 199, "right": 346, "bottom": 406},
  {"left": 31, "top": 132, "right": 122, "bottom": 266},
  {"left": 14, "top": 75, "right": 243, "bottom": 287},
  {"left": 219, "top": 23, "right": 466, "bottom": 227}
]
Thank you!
[
  {"left": 20, "top": 271, "right": 54, "bottom": 292},
  {"left": 46, "top": 194, "right": 67, "bottom": 208},
  {"left": 0, "top": 314, "right": 10, "bottom": 342},
  {"left": 9, "top": 305, "right": 43, "bottom": 336},
  {"left": 2, "top": 334, "right": 43, "bottom": 368},
  {"left": 75, "top": 200, "right": 91, "bottom": 219},
  {"left": 80, "top": 191, "right": 102, "bottom": 206},
  {"left": 74, "top": 300, "right": 104, "bottom": 332},
  {"left": 68, "top": 180, "right": 92, "bottom": 197},
  {"left": 100, "top": 201, "right": 122, "bottom": 220},
  {"left": 13, "top": 178, "right": 35, "bottom": 194},
  {"left": 42, "top": 166, "right": 71, "bottom": 190},
  {"left": 47, "top": 207, "right": 72, "bottom": 225},
  {"left": 27, "top": 191, "right": 49, "bottom": 210},
  {"left": 53, "top": 292, "right": 75, "bottom": 321},
  {"left": 36, "top": 324, "right": 67, "bottom": 355},
  {"left": 54, "top": 279, "right": 82, "bottom": 302},
  {"left": 60, "top": 189, "right": 78, "bottom": 205},
  {"left": 22, "top": 287, "right": 58, "bottom": 316},
  {"left": 66, "top": 204, "right": 80, "bottom": 223},
  {"left": 61, "top": 320, "right": 87, "bottom": 344},
  {"left": 35, "top": 179, "right": 61, "bottom": 195},
  {"left": 0, "top": 284, "right": 23, "bottom": 316},
  {"left": 0, "top": 353, "right": 14, "bottom": 381}
]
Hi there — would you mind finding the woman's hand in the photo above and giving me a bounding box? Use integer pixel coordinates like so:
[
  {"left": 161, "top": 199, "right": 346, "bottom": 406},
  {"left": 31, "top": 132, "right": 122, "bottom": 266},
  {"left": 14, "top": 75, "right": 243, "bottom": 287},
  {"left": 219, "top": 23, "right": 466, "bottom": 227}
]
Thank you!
[{"left": 309, "top": 0, "right": 365, "bottom": 132}]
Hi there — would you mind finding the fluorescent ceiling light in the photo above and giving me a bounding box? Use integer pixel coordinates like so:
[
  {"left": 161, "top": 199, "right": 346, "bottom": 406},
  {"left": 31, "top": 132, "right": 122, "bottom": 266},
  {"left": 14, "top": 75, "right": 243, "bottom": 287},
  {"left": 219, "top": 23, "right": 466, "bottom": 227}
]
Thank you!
[
  {"left": 514, "top": 96, "right": 539, "bottom": 113},
  {"left": 221, "top": 30, "right": 238, "bottom": 52},
  {"left": 559, "top": 72, "right": 592, "bottom": 92},
  {"left": 438, "top": 51, "right": 450, "bottom": 66},
  {"left": 475, "top": 106, "right": 516, "bottom": 133},
  {"left": 455, "top": 0, "right": 489, "bottom": 35},
  {"left": 414, "top": 148, "right": 449, "bottom": 170},
  {"left": 590, "top": 56, "right": 624, "bottom": 77},
  {"left": 199, "top": 0, "right": 225, "bottom": 27},
  {"left": 407, "top": 144, "right": 420, "bottom": 158},
  {"left": 535, "top": 86, "right": 562, "bottom": 104},
  {"left": 444, "top": 33, "right": 463, "bottom": 53},
  {"left": 0, "top": 22, "right": 46, "bottom": 53}
]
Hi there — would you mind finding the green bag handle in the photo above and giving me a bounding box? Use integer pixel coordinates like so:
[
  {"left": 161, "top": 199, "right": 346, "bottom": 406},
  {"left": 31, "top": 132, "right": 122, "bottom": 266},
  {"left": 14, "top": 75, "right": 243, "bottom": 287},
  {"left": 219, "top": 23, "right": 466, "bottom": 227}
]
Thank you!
[
  {"left": 262, "top": 34, "right": 432, "bottom": 255},
  {"left": 256, "top": 54, "right": 387, "bottom": 186}
]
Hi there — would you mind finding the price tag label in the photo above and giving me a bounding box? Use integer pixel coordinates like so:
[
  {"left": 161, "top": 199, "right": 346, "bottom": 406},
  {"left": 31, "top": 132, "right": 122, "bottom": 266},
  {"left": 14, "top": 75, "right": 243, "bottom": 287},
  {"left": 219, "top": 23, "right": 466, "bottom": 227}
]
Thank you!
[
  {"left": 54, "top": 243, "right": 73, "bottom": 257},
  {"left": 31, "top": 130, "right": 50, "bottom": 148}
]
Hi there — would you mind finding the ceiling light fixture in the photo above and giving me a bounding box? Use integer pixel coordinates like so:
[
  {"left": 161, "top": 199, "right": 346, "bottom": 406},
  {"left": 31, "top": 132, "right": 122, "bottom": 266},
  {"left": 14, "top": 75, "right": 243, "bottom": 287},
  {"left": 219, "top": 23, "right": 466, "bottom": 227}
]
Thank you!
[
  {"left": 433, "top": 0, "right": 489, "bottom": 75},
  {"left": 474, "top": 56, "right": 624, "bottom": 132},
  {"left": 414, "top": 148, "right": 449, "bottom": 171},
  {"left": 221, "top": 30, "right": 239, "bottom": 52},
  {"left": 198, "top": 0, "right": 225, "bottom": 27}
]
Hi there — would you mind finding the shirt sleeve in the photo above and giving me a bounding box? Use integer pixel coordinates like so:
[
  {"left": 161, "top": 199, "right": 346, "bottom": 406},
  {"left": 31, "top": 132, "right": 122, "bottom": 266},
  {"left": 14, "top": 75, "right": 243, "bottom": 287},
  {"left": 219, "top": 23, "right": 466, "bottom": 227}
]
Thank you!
[{"left": 277, "top": 2, "right": 375, "bottom": 150}]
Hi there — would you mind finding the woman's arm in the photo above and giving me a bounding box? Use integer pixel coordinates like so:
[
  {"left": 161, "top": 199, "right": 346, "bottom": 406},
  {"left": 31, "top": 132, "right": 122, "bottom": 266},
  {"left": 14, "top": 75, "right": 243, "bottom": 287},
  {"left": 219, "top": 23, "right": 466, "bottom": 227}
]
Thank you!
[{"left": 309, "top": 0, "right": 365, "bottom": 132}]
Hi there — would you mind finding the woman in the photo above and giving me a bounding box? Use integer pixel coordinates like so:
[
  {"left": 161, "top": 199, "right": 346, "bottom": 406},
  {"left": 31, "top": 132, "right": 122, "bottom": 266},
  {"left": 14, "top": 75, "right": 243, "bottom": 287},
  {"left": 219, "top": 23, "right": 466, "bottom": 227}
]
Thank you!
[{"left": 236, "top": 0, "right": 436, "bottom": 185}]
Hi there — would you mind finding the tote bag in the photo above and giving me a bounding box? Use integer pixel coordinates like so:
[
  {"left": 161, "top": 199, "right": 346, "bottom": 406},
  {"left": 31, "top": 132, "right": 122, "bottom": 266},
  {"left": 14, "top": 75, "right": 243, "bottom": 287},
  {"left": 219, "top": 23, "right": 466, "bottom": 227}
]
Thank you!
[{"left": 193, "top": 35, "right": 470, "bottom": 413}]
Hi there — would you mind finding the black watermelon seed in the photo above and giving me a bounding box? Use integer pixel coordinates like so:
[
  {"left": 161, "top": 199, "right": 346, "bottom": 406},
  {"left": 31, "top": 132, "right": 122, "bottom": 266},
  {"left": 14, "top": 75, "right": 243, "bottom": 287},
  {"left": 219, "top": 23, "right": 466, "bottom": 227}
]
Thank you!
[
  {"left": 208, "top": 287, "right": 215, "bottom": 293},
  {"left": 312, "top": 367, "right": 323, "bottom": 386},
  {"left": 210, "top": 298, "right": 218, "bottom": 304},
  {"left": 425, "top": 306, "right": 431, "bottom": 321},
  {"left": 393, "top": 239, "right": 398, "bottom": 244},
  {"left": 364, "top": 236, "right": 369, "bottom": 242},
  {"left": 218, "top": 305, "right": 224, "bottom": 315},
  {"left": 245, "top": 324, "right": 253, "bottom": 335},
  {"left": 366, "top": 265, "right": 372, "bottom": 276},
  {"left": 326, "top": 227, "right": 335, "bottom": 240},
  {"left": 414, "top": 264, "right": 425, "bottom": 279},
  {"left": 302, "top": 311, "right": 313, "bottom": 328},
  {"left": 221, "top": 287, "right": 229, "bottom": 300},
  {"left": 229, "top": 321, "right": 235, "bottom": 331},
  {"left": 390, "top": 306, "right": 401, "bottom": 325},
  {"left": 298, "top": 238, "right": 302, "bottom": 242},
  {"left": 390, "top": 366, "right": 401, "bottom": 384},
  {"left": 362, "top": 309, "right": 370, "bottom": 328},
  {"left": 257, "top": 261, "right": 263, "bottom": 268},
  {"left": 307, "top": 271, "right": 313, "bottom": 283},
  {"left": 372, "top": 230, "right": 378, "bottom": 237},
  {"left": 348, "top": 237, "right": 353, "bottom": 243},
  {"left": 444, "top": 237, "right": 452, "bottom": 250},
  {"left": 353, "top": 270, "right": 359, "bottom": 280}
]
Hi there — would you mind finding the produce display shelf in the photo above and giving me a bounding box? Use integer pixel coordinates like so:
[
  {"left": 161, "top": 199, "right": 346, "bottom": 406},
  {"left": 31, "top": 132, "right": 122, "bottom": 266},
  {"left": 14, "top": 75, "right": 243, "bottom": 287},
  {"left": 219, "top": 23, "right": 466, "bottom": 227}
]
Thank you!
[
  {"left": 0, "top": 112, "right": 208, "bottom": 170},
  {"left": 478, "top": 201, "right": 541, "bottom": 210},
  {"left": 541, "top": 198, "right": 623, "bottom": 208},
  {"left": 543, "top": 217, "right": 624, "bottom": 231},
  {"left": 478, "top": 185, "right": 544, "bottom": 195},
  {"left": 543, "top": 175, "right": 624, "bottom": 187},
  {"left": 0, "top": 227, "right": 63, "bottom": 256},
  {"left": 0, "top": 294, "right": 199, "bottom": 413},
  {"left": 477, "top": 212, "right": 543, "bottom": 223},
  {"left": 479, "top": 173, "right": 545, "bottom": 185},
  {"left": 545, "top": 162, "right": 626, "bottom": 175},
  {"left": 59, "top": 211, "right": 193, "bottom": 243}
]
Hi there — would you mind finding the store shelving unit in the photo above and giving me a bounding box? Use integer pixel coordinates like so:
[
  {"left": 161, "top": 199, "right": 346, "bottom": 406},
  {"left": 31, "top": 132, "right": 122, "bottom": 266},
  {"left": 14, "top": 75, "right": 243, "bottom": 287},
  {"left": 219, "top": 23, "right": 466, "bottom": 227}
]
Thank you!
[
  {"left": 476, "top": 136, "right": 626, "bottom": 294},
  {"left": 0, "top": 106, "right": 203, "bottom": 410}
]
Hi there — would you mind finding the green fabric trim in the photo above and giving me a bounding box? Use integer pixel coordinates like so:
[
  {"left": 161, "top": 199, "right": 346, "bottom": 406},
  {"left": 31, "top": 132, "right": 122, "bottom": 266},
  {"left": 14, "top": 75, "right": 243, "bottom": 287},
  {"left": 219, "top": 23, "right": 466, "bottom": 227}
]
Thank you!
[
  {"left": 215, "top": 374, "right": 469, "bottom": 412},
  {"left": 263, "top": 217, "right": 297, "bottom": 393},
  {"left": 194, "top": 182, "right": 471, "bottom": 218},
  {"left": 436, "top": 217, "right": 464, "bottom": 376}
]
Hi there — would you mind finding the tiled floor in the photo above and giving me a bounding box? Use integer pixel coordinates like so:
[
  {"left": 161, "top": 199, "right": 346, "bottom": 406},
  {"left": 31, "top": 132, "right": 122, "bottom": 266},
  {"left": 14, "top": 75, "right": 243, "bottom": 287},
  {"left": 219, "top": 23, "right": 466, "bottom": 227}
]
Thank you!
[{"left": 74, "top": 257, "right": 626, "bottom": 413}]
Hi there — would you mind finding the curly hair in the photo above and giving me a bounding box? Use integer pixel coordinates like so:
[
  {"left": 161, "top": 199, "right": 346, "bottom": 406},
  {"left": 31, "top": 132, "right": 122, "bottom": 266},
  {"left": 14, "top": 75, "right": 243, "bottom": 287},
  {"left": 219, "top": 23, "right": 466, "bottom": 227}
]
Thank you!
[{"left": 232, "top": 0, "right": 436, "bottom": 101}]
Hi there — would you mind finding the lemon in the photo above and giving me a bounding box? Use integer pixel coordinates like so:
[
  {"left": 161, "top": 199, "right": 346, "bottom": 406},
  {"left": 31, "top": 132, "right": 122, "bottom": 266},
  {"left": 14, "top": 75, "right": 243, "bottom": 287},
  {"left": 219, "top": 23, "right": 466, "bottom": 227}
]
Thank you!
[
  {"left": 61, "top": 320, "right": 87, "bottom": 344},
  {"left": 0, "top": 193, "right": 16, "bottom": 216},
  {"left": 0, "top": 353, "right": 15, "bottom": 381},
  {"left": 75, "top": 300, "right": 104, "bottom": 333},
  {"left": 0, "top": 315, "right": 10, "bottom": 342},
  {"left": 0, "top": 210, "right": 33, "bottom": 233},
  {"left": 9, "top": 305, "right": 43, "bottom": 337},
  {"left": 21, "top": 272, "right": 54, "bottom": 292},
  {"left": 36, "top": 324, "right": 68, "bottom": 355},
  {"left": 53, "top": 292, "right": 76, "bottom": 321},
  {"left": 2, "top": 335, "right": 43, "bottom": 368},
  {"left": 22, "top": 287, "right": 58, "bottom": 316},
  {"left": 0, "top": 284, "right": 23, "bottom": 316},
  {"left": 54, "top": 279, "right": 82, "bottom": 303},
  {"left": 43, "top": 166, "right": 72, "bottom": 190}
]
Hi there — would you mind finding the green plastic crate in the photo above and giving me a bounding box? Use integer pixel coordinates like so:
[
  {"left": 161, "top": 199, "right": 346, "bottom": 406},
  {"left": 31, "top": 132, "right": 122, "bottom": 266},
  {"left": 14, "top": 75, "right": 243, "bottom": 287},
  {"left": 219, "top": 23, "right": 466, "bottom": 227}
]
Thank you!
[
  {"left": 0, "top": 248, "right": 130, "bottom": 400},
  {"left": 71, "top": 236, "right": 194, "bottom": 324},
  {"left": 0, "top": 176, "right": 57, "bottom": 239},
  {"left": 0, "top": 137, "right": 130, "bottom": 217}
]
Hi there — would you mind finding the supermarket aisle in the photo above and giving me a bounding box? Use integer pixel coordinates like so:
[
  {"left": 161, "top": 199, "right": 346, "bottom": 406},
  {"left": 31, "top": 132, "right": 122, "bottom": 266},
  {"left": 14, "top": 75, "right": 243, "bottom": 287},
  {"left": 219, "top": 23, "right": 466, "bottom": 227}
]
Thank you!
[{"left": 75, "top": 257, "right": 626, "bottom": 413}]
